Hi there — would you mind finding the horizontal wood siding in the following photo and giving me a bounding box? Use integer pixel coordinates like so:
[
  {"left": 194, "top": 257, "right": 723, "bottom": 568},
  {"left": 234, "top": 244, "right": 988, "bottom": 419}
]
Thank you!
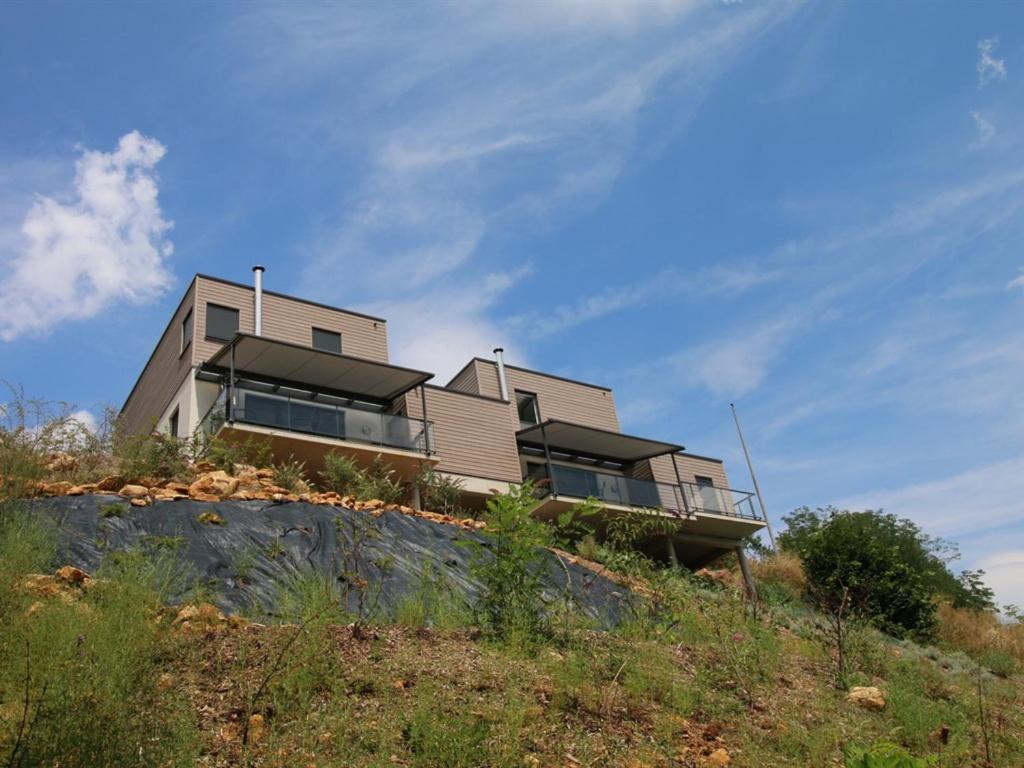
[
  {"left": 645, "top": 454, "right": 732, "bottom": 488},
  {"left": 473, "top": 360, "right": 619, "bottom": 431},
  {"left": 447, "top": 361, "right": 480, "bottom": 395},
  {"left": 120, "top": 281, "right": 197, "bottom": 435},
  {"left": 405, "top": 387, "right": 522, "bottom": 483},
  {"left": 191, "top": 277, "right": 389, "bottom": 365}
]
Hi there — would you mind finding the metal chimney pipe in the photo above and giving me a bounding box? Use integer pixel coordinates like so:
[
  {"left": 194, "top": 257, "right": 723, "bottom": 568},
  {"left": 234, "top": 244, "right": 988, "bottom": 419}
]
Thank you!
[
  {"left": 493, "top": 347, "right": 509, "bottom": 401},
  {"left": 252, "top": 265, "right": 265, "bottom": 336}
]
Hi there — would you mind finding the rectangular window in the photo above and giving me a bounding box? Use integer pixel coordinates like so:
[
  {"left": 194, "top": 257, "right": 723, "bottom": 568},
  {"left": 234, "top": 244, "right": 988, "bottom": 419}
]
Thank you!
[
  {"left": 205, "top": 303, "right": 239, "bottom": 342},
  {"left": 180, "top": 308, "right": 193, "bottom": 354},
  {"left": 168, "top": 408, "right": 180, "bottom": 438},
  {"left": 516, "top": 391, "right": 540, "bottom": 428},
  {"left": 312, "top": 327, "right": 342, "bottom": 353}
]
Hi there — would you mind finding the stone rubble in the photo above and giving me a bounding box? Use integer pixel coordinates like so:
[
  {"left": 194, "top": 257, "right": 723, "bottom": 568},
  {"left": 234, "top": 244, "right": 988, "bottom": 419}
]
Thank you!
[{"left": 31, "top": 467, "right": 487, "bottom": 532}]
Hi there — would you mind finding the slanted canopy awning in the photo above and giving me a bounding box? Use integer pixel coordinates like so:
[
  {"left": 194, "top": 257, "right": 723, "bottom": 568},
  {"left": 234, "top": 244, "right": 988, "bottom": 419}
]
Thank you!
[
  {"left": 206, "top": 334, "right": 433, "bottom": 403},
  {"left": 516, "top": 419, "right": 683, "bottom": 463}
]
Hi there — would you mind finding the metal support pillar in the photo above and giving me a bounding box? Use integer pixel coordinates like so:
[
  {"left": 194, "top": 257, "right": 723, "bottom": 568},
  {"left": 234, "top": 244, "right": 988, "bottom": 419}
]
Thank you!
[
  {"left": 671, "top": 452, "right": 691, "bottom": 517},
  {"left": 736, "top": 546, "right": 758, "bottom": 604},
  {"left": 419, "top": 385, "right": 432, "bottom": 455},
  {"left": 540, "top": 421, "right": 557, "bottom": 496},
  {"left": 666, "top": 536, "right": 679, "bottom": 569},
  {"left": 227, "top": 340, "right": 236, "bottom": 423}
]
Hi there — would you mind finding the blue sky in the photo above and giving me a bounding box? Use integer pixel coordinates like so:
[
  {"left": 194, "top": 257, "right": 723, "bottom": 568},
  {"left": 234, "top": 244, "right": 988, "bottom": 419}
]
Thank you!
[{"left": 2, "top": 1, "right": 1022, "bottom": 606}]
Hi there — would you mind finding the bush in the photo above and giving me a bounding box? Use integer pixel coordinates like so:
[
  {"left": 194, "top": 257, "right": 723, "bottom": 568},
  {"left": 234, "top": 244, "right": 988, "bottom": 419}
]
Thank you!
[
  {"left": 791, "top": 509, "right": 939, "bottom": 640},
  {"left": 936, "top": 601, "right": 1024, "bottom": 668},
  {"left": 200, "top": 434, "right": 272, "bottom": 473},
  {"left": 843, "top": 741, "right": 936, "bottom": 767},
  {"left": 415, "top": 466, "right": 465, "bottom": 516},
  {"left": 0, "top": 382, "right": 116, "bottom": 498},
  {"left": 319, "top": 453, "right": 404, "bottom": 503},
  {"left": 273, "top": 456, "right": 309, "bottom": 492},
  {"left": 470, "top": 482, "right": 553, "bottom": 644},
  {"left": 750, "top": 550, "right": 806, "bottom": 595},
  {"left": 0, "top": 517, "right": 197, "bottom": 766},
  {"left": 113, "top": 425, "right": 190, "bottom": 483}
]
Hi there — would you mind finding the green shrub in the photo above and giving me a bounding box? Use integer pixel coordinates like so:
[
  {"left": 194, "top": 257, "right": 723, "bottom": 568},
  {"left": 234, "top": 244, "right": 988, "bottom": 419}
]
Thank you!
[
  {"left": 200, "top": 434, "right": 272, "bottom": 473},
  {"left": 0, "top": 529, "right": 197, "bottom": 767},
  {"left": 273, "top": 456, "right": 308, "bottom": 492},
  {"left": 113, "top": 425, "right": 190, "bottom": 483},
  {"left": 843, "top": 741, "right": 937, "bottom": 767},
  {"left": 402, "top": 695, "right": 492, "bottom": 768},
  {"left": 320, "top": 453, "right": 404, "bottom": 503},
  {"left": 320, "top": 452, "right": 363, "bottom": 495},
  {"left": 794, "top": 509, "right": 938, "bottom": 640},
  {"left": 415, "top": 466, "right": 465, "bottom": 516},
  {"left": 470, "top": 482, "right": 553, "bottom": 645},
  {"left": 978, "top": 647, "right": 1017, "bottom": 678}
]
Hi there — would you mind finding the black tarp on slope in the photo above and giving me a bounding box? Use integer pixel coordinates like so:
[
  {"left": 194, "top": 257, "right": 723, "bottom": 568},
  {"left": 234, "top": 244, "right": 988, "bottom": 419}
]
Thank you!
[{"left": 27, "top": 495, "right": 632, "bottom": 625}]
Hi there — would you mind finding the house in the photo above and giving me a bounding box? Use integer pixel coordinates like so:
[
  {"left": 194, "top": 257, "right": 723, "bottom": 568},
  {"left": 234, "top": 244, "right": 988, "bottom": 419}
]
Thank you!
[{"left": 120, "top": 268, "right": 766, "bottom": 569}]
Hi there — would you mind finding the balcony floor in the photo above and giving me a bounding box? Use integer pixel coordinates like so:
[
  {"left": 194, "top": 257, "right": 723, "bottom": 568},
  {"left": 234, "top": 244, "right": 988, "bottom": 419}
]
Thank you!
[
  {"left": 530, "top": 493, "right": 766, "bottom": 569},
  {"left": 216, "top": 423, "right": 439, "bottom": 480}
]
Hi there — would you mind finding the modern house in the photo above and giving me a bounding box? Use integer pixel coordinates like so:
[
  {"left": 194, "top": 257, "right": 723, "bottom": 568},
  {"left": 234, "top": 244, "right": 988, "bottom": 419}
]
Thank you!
[{"left": 121, "top": 268, "right": 766, "bottom": 568}]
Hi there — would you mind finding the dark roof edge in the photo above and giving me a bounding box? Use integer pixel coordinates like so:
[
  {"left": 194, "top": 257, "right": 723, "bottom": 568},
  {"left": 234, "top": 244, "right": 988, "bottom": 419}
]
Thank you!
[
  {"left": 120, "top": 276, "right": 199, "bottom": 415},
  {"left": 516, "top": 418, "right": 684, "bottom": 457},
  {"left": 675, "top": 451, "right": 725, "bottom": 464},
  {"left": 195, "top": 273, "right": 388, "bottom": 323},
  {"left": 471, "top": 357, "right": 612, "bottom": 392}
]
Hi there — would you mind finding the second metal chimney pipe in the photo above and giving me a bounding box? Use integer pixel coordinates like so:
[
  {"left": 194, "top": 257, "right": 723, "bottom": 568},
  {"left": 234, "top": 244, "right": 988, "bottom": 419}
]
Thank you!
[
  {"left": 252, "top": 265, "right": 265, "bottom": 336},
  {"left": 493, "top": 347, "right": 509, "bottom": 401}
]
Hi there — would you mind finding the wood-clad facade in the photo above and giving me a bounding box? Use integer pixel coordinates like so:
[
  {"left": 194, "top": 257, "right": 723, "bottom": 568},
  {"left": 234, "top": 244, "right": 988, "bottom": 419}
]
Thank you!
[{"left": 121, "top": 270, "right": 763, "bottom": 560}]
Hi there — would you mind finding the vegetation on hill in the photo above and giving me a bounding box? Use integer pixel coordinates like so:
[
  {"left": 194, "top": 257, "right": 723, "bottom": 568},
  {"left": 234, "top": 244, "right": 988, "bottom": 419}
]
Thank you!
[{"left": 1, "top": 384, "right": 1022, "bottom": 766}]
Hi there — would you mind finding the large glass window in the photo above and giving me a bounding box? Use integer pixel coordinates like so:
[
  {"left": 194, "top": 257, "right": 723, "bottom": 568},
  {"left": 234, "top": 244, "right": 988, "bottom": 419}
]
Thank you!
[
  {"left": 181, "top": 309, "right": 193, "bottom": 353},
  {"left": 205, "top": 303, "right": 239, "bottom": 342},
  {"left": 516, "top": 391, "right": 540, "bottom": 428},
  {"left": 312, "top": 327, "right": 342, "bottom": 353}
]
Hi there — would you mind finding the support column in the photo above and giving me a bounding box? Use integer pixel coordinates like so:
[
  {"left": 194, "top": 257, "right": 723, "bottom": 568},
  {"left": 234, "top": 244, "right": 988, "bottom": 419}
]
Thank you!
[
  {"left": 419, "top": 385, "right": 432, "bottom": 455},
  {"left": 227, "top": 339, "right": 236, "bottom": 423},
  {"left": 540, "top": 421, "right": 557, "bottom": 496},
  {"left": 666, "top": 536, "right": 679, "bottom": 569},
  {"left": 410, "top": 484, "right": 422, "bottom": 511},
  {"left": 671, "top": 453, "right": 691, "bottom": 517},
  {"left": 736, "top": 546, "right": 758, "bottom": 604}
]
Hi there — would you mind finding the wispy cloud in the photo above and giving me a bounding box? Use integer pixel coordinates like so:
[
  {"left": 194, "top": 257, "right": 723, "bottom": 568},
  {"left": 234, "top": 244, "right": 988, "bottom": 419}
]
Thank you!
[
  {"left": 229, "top": 1, "right": 798, "bottom": 369},
  {"left": 976, "top": 548, "right": 1024, "bottom": 610},
  {"left": 834, "top": 457, "right": 1024, "bottom": 540},
  {"left": 977, "top": 37, "right": 1007, "bottom": 88},
  {"left": 0, "top": 132, "right": 173, "bottom": 341},
  {"left": 508, "top": 262, "right": 781, "bottom": 339},
  {"left": 969, "top": 109, "right": 996, "bottom": 149},
  {"left": 1008, "top": 268, "right": 1024, "bottom": 291}
]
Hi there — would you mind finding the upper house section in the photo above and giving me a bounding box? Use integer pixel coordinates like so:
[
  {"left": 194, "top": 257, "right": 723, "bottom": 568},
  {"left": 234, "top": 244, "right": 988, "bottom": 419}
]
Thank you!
[
  {"left": 188, "top": 274, "right": 390, "bottom": 365},
  {"left": 119, "top": 272, "right": 391, "bottom": 435},
  {"left": 446, "top": 356, "right": 620, "bottom": 432}
]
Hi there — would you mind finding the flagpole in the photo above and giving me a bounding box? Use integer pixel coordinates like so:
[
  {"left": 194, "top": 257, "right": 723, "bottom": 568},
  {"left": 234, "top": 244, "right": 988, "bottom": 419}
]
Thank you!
[{"left": 730, "top": 402, "right": 777, "bottom": 550}]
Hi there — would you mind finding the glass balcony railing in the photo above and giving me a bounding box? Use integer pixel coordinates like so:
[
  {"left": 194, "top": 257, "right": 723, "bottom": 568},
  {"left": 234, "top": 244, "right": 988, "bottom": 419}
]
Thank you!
[
  {"left": 528, "top": 463, "right": 760, "bottom": 520},
  {"left": 198, "top": 384, "right": 433, "bottom": 455}
]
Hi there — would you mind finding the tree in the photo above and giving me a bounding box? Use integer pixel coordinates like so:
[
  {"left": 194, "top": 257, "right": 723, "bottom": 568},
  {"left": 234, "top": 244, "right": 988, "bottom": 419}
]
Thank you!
[{"left": 792, "top": 509, "right": 939, "bottom": 640}]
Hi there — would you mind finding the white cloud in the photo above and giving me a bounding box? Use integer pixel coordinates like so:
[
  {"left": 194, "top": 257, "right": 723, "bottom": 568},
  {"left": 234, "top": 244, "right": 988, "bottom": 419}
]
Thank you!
[
  {"left": 682, "top": 318, "right": 799, "bottom": 398},
  {"left": 507, "top": 262, "right": 781, "bottom": 339},
  {"left": 0, "top": 131, "right": 173, "bottom": 341},
  {"left": 969, "top": 110, "right": 996, "bottom": 149},
  {"left": 230, "top": 1, "right": 798, "bottom": 369},
  {"left": 976, "top": 549, "right": 1024, "bottom": 612},
  {"left": 977, "top": 37, "right": 1007, "bottom": 87},
  {"left": 359, "top": 268, "right": 531, "bottom": 380},
  {"left": 834, "top": 457, "right": 1024, "bottom": 540},
  {"left": 1008, "top": 268, "right": 1024, "bottom": 291}
]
